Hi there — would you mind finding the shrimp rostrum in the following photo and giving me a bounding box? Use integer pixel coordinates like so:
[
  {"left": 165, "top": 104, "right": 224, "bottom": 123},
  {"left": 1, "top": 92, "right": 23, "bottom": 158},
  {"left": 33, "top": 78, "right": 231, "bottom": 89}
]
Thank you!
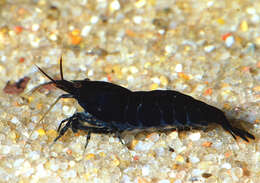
[{"left": 35, "top": 58, "right": 255, "bottom": 149}]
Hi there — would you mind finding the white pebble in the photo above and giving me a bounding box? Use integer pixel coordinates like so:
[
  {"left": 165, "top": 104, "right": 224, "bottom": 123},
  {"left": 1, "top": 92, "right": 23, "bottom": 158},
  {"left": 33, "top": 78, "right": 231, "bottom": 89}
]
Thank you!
[
  {"left": 11, "top": 117, "right": 20, "bottom": 124},
  {"left": 29, "top": 34, "right": 40, "bottom": 47},
  {"left": 31, "top": 116, "right": 39, "bottom": 123},
  {"left": 246, "top": 7, "right": 256, "bottom": 14},
  {"left": 133, "top": 16, "right": 142, "bottom": 24},
  {"left": 69, "top": 160, "right": 76, "bottom": 167},
  {"left": 36, "top": 164, "right": 47, "bottom": 178},
  {"left": 221, "top": 163, "right": 231, "bottom": 169},
  {"left": 189, "top": 156, "right": 200, "bottom": 164},
  {"left": 109, "top": 137, "right": 115, "bottom": 143},
  {"left": 130, "top": 66, "right": 138, "bottom": 74},
  {"left": 50, "top": 151, "right": 58, "bottom": 157},
  {"left": 14, "top": 159, "right": 25, "bottom": 168},
  {"left": 49, "top": 33, "right": 57, "bottom": 41},
  {"left": 251, "top": 14, "right": 260, "bottom": 23},
  {"left": 64, "top": 170, "right": 77, "bottom": 178},
  {"left": 2, "top": 145, "right": 11, "bottom": 154},
  {"left": 207, "top": 1, "right": 214, "bottom": 7},
  {"left": 90, "top": 16, "right": 99, "bottom": 24},
  {"left": 81, "top": 25, "right": 92, "bottom": 37},
  {"left": 192, "top": 169, "right": 203, "bottom": 176},
  {"left": 155, "top": 147, "right": 165, "bottom": 156},
  {"left": 15, "top": 161, "right": 32, "bottom": 177},
  {"left": 171, "top": 152, "right": 177, "bottom": 160},
  {"left": 189, "top": 132, "right": 201, "bottom": 141},
  {"left": 175, "top": 64, "right": 183, "bottom": 72},
  {"left": 158, "top": 180, "right": 170, "bottom": 183},
  {"left": 110, "top": 0, "right": 120, "bottom": 11},
  {"left": 23, "top": 167, "right": 34, "bottom": 177},
  {"left": 204, "top": 45, "right": 216, "bottom": 52},
  {"left": 32, "top": 24, "right": 39, "bottom": 31},
  {"left": 134, "top": 141, "right": 153, "bottom": 151},
  {"left": 174, "top": 180, "right": 182, "bottom": 183},
  {"left": 50, "top": 163, "right": 59, "bottom": 171},
  {"left": 31, "top": 131, "right": 39, "bottom": 140},
  {"left": 165, "top": 45, "right": 173, "bottom": 54},
  {"left": 88, "top": 70, "right": 94, "bottom": 77},
  {"left": 225, "top": 36, "right": 235, "bottom": 47},
  {"left": 1, "top": 55, "right": 7, "bottom": 62},
  {"left": 29, "top": 151, "right": 40, "bottom": 160},
  {"left": 60, "top": 162, "right": 68, "bottom": 170},
  {"left": 148, "top": 133, "right": 159, "bottom": 142},
  {"left": 151, "top": 77, "right": 160, "bottom": 84},
  {"left": 121, "top": 175, "right": 131, "bottom": 183},
  {"left": 213, "top": 141, "right": 223, "bottom": 149},
  {"left": 127, "top": 75, "right": 134, "bottom": 83},
  {"left": 142, "top": 165, "right": 150, "bottom": 176},
  {"left": 0, "top": 134, "right": 5, "bottom": 141},
  {"left": 158, "top": 29, "right": 165, "bottom": 35}
]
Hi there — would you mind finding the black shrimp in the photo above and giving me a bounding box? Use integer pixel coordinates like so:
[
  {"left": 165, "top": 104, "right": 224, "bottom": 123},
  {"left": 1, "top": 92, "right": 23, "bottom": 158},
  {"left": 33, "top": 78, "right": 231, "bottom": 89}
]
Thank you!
[{"left": 34, "top": 57, "right": 255, "bottom": 148}]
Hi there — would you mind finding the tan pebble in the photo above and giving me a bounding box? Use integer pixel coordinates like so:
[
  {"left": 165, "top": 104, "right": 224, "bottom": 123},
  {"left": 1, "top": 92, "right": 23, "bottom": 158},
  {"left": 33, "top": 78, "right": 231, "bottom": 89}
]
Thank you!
[
  {"left": 255, "top": 37, "right": 260, "bottom": 46},
  {"left": 160, "top": 75, "right": 168, "bottom": 86},
  {"left": 149, "top": 83, "right": 158, "bottom": 90},
  {"left": 130, "top": 139, "right": 138, "bottom": 149},
  {"left": 9, "top": 131, "right": 17, "bottom": 140},
  {"left": 135, "top": 0, "right": 146, "bottom": 8},
  {"left": 217, "top": 18, "right": 225, "bottom": 24},
  {"left": 137, "top": 177, "right": 149, "bottom": 183},
  {"left": 37, "top": 128, "right": 46, "bottom": 136},
  {"left": 240, "top": 21, "right": 248, "bottom": 32},
  {"left": 169, "top": 131, "right": 178, "bottom": 139},
  {"left": 83, "top": 173, "right": 90, "bottom": 180},
  {"left": 46, "top": 129, "right": 57, "bottom": 138},
  {"left": 85, "top": 153, "right": 95, "bottom": 160},
  {"left": 198, "top": 161, "right": 212, "bottom": 169},
  {"left": 99, "top": 152, "right": 106, "bottom": 157},
  {"left": 144, "top": 62, "right": 151, "bottom": 68},
  {"left": 176, "top": 155, "right": 184, "bottom": 163},
  {"left": 253, "top": 86, "right": 260, "bottom": 92},
  {"left": 112, "top": 158, "right": 120, "bottom": 166},
  {"left": 44, "top": 161, "right": 51, "bottom": 169}
]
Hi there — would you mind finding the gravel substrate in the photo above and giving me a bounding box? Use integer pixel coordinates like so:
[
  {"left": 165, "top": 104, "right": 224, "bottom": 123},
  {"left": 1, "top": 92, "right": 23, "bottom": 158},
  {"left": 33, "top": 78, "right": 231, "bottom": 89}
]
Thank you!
[{"left": 0, "top": 0, "right": 259, "bottom": 183}]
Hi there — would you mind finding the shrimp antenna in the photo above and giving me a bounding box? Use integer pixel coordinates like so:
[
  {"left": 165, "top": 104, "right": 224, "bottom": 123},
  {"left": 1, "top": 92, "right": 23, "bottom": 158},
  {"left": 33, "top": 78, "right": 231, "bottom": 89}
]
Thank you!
[
  {"left": 24, "top": 57, "right": 70, "bottom": 150},
  {"left": 36, "top": 65, "right": 57, "bottom": 84},
  {"left": 59, "top": 57, "right": 64, "bottom": 80}
]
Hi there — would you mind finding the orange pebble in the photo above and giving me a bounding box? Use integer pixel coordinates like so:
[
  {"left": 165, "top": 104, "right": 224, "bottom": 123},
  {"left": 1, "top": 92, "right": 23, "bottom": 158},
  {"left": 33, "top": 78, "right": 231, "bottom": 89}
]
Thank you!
[
  {"left": 222, "top": 33, "right": 232, "bottom": 41},
  {"left": 257, "top": 61, "right": 260, "bottom": 68},
  {"left": 19, "top": 57, "right": 25, "bottom": 63},
  {"left": 67, "top": 149, "right": 72, "bottom": 155},
  {"left": 71, "top": 35, "right": 82, "bottom": 45},
  {"left": 204, "top": 88, "right": 213, "bottom": 96},
  {"left": 125, "top": 29, "right": 136, "bottom": 37},
  {"left": 178, "top": 72, "right": 190, "bottom": 80},
  {"left": 224, "top": 151, "right": 232, "bottom": 158},
  {"left": 14, "top": 26, "right": 23, "bottom": 34},
  {"left": 202, "top": 141, "right": 212, "bottom": 147},
  {"left": 241, "top": 66, "right": 250, "bottom": 72},
  {"left": 133, "top": 155, "right": 139, "bottom": 161}
]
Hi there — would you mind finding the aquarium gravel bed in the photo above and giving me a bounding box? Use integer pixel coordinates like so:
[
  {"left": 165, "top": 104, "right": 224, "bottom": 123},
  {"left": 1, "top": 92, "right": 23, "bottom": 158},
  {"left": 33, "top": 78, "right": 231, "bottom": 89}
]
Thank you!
[{"left": 0, "top": 0, "right": 259, "bottom": 183}]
